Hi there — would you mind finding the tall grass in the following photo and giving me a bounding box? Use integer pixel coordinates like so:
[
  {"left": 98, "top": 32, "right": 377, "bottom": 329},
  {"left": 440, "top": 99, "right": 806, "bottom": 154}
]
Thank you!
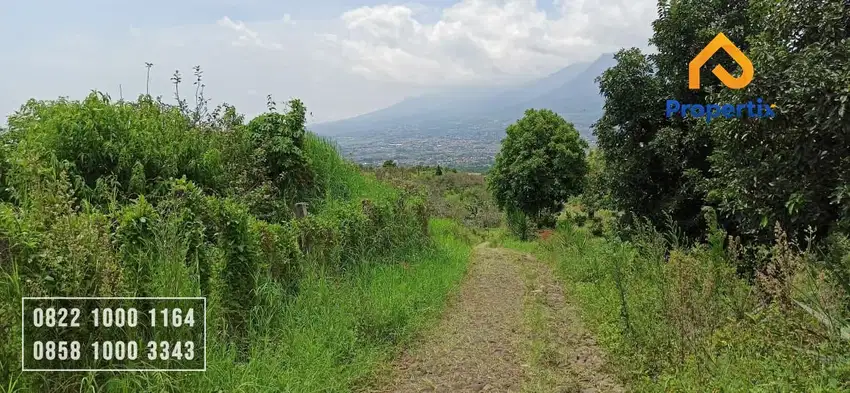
[
  {"left": 304, "top": 134, "right": 395, "bottom": 207},
  {"left": 516, "top": 213, "right": 850, "bottom": 392},
  {"left": 0, "top": 93, "right": 471, "bottom": 392},
  {"left": 94, "top": 219, "right": 473, "bottom": 393}
]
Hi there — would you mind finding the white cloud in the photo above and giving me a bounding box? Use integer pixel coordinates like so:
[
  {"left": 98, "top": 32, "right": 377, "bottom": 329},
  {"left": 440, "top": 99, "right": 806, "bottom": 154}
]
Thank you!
[
  {"left": 0, "top": 0, "right": 657, "bottom": 124},
  {"left": 330, "top": 0, "right": 656, "bottom": 85},
  {"left": 217, "top": 16, "right": 284, "bottom": 50}
]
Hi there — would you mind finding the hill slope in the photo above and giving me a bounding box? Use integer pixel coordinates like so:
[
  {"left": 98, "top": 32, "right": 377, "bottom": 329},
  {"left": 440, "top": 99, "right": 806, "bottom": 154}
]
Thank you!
[
  {"left": 311, "top": 54, "right": 613, "bottom": 139},
  {"left": 309, "top": 53, "right": 615, "bottom": 167}
]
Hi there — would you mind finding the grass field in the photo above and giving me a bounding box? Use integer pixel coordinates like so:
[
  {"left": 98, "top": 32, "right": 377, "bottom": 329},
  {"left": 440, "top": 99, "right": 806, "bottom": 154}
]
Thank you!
[{"left": 495, "top": 218, "right": 850, "bottom": 392}]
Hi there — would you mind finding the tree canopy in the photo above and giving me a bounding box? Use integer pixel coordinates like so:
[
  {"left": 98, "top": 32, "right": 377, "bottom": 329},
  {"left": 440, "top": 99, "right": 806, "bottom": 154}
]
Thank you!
[
  {"left": 594, "top": 0, "right": 850, "bottom": 242},
  {"left": 488, "top": 109, "right": 588, "bottom": 228}
]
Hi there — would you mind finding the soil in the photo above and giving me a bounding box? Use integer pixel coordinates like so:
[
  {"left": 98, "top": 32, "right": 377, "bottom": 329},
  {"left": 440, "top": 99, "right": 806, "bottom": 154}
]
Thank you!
[{"left": 371, "top": 243, "right": 625, "bottom": 393}]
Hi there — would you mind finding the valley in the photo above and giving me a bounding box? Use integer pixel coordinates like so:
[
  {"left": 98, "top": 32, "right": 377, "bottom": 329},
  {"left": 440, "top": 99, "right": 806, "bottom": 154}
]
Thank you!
[{"left": 310, "top": 53, "right": 616, "bottom": 167}]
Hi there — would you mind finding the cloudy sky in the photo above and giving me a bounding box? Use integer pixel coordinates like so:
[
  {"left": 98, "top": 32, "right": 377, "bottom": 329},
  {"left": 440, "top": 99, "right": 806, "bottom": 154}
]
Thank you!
[{"left": 0, "top": 0, "right": 657, "bottom": 123}]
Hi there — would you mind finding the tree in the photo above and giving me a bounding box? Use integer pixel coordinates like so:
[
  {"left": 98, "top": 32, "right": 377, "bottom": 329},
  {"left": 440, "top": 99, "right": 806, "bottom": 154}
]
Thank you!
[
  {"left": 595, "top": 0, "right": 755, "bottom": 238},
  {"left": 596, "top": 0, "right": 850, "bottom": 243},
  {"left": 488, "top": 109, "right": 588, "bottom": 231},
  {"left": 382, "top": 160, "right": 397, "bottom": 168},
  {"left": 706, "top": 0, "right": 850, "bottom": 241},
  {"left": 435, "top": 165, "right": 443, "bottom": 176}
]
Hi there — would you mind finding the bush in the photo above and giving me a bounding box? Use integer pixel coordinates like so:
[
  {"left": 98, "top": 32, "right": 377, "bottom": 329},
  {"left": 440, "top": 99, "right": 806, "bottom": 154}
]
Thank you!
[
  {"left": 0, "top": 91, "right": 437, "bottom": 391},
  {"left": 506, "top": 207, "right": 532, "bottom": 240},
  {"left": 5, "top": 94, "right": 225, "bottom": 203},
  {"left": 539, "top": 208, "right": 850, "bottom": 391}
]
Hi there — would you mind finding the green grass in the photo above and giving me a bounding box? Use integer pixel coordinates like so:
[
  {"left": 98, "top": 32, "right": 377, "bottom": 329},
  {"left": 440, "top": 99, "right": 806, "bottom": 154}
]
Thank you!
[
  {"left": 305, "top": 134, "right": 396, "bottom": 207},
  {"left": 516, "top": 224, "right": 850, "bottom": 392},
  {"left": 90, "top": 219, "right": 473, "bottom": 393},
  {"left": 0, "top": 94, "right": 473, "bottom": 392}
]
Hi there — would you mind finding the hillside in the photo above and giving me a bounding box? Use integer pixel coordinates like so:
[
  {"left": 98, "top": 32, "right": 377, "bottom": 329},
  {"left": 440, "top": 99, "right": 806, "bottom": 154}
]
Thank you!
[
  {"left": 0, "top": 93, "right": 479, "bottom": 392},
  {"left": 309, "top": 54, "right": 615, "bottom": 168}
]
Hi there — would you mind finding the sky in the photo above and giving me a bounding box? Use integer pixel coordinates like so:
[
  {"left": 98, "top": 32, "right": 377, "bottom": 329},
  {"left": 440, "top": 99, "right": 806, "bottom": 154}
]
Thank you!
[{"left": 0, "top": 0, "right": 657, "bottom": 124}]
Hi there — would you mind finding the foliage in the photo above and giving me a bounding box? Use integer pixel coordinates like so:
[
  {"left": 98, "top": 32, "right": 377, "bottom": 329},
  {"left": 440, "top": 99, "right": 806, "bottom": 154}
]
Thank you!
[
  {"left": 706, "top": 0, "right": 850, "bottom": 241},
  {"left": 368, "top": 165, "right": 501, "bottom": 231},
  {"left": 245, "top": 102, "right": 314, "bottom": 205},
  {"left": 594, "top": 46, "right": 708, "bottom": 237},
  {"left": 527, "top": 214, "right": 850, "bottom": 391},
  {"left": 505, "top": 206, "right": 532, "bottom": 240},
  {"left": 580, "top": 148, "right": 613, "bottom": 213},
  {"left": 4, "top": 94, "right": 224, "bottom": 203},
  {"left": 595, "top": 0, "right": 850, "bottom": 244},
  {"left": 0, "top": 84, "right": 457, "bottom": 392},
  {"left": 488, "top": 109, "right": 588, "bottom": 229}
]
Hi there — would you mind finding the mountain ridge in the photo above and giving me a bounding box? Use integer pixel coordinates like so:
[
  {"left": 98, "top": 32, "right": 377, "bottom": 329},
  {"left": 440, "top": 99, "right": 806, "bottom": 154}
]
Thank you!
[
  {"left": 310, "top": 53, "right": 615, "bottom": 139},
  {"left": 310, "top": 53, "right": 617, "bottom": 168}
]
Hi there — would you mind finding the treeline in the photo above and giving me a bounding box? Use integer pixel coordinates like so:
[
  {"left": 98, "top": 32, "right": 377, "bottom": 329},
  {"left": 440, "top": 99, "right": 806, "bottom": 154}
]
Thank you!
[{"left": 0, "top": 93, "right": 430, "bottom": 391}]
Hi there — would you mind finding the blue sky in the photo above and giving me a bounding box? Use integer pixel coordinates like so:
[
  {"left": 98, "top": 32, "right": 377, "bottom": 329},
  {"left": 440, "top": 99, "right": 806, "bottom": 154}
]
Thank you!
[{"left": 0, "top": 0, "right": 656, "bottom": 123}]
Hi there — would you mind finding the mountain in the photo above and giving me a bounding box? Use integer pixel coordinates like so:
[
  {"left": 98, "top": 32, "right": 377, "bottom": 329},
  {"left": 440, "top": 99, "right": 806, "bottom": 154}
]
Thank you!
[
  {"left": 310, "top": 53, "right": 617, "bottom": 167},
  {"left": 502, "top": 53, "right": 617, "bottom": 132},
  {"left": 311, "top": 53, "right": 614, "bottom": 139}
]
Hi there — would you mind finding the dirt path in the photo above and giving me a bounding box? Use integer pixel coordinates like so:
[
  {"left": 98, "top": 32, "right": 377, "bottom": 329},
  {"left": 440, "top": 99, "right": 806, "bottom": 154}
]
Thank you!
[{"left": 373, "top": 243, "right": 624, "bottom": 393}]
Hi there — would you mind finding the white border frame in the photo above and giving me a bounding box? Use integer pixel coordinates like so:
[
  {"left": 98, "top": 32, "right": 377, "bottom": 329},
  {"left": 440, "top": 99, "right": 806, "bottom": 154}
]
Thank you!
[{"left": 21, "top": 297, "right": 207, "bottom": 372}]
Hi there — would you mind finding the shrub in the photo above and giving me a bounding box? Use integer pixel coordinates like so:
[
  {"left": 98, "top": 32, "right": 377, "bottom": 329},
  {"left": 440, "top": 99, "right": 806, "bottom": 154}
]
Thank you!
[
  {"left": 252, "top": 220, "right": 302, "bottom": 293},
  {"left": 245, "top": 101, "right": 314, "bottom": 203},
  {"left": 0, "top": 91, "right": 439, "bottom": 389},
  {"left": 506, "top": 206, "right": 532, "bottom": 240},
  {"left": 208, "top": 197, "right": 260, "bottom": 359},
  {"left": 5, "top": 94, "right": 223, "bottom": 203},
  {"left": 157, "top": 177, "right": 215, "bottom": 293},
  {"left": 113, "top": 195, "right": 159, "bottom": 297}
]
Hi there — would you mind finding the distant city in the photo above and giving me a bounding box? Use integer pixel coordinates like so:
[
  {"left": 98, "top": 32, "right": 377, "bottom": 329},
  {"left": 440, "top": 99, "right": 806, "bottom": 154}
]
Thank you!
[{"left": 330, "top": 123, "right": 508, "bottom": 171}]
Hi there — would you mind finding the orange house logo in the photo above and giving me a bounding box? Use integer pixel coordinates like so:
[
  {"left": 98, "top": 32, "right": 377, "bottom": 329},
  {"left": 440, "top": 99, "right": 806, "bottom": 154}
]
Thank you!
[{"left": 688, "top": 33, "right": 753, "bottom": 89}]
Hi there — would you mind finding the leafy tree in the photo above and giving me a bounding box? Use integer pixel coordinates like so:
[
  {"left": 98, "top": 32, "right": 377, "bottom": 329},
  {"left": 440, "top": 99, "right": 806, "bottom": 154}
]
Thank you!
[
  {"left": 435, "top": 165, "right": 443, "bottom": 176},
  {"left": 382, "top": 160, "right": 397, "bottom": 168},
  {"left": 596, "top": 0, "right": 850, "bottom": 244},
  {"left": 595, "top": 0, "right": 752, "bottom": 237},
  {"left": 488, "top": 109, "right": 588, "bottom": 230},
  {"left": 707, "top": 0, "right": 850, "bottom": 240}
]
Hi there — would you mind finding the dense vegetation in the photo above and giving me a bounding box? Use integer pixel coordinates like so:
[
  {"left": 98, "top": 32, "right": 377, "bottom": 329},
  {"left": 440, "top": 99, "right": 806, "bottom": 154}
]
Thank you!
[
  {"left": 594, "top": 0, "right": 850, "bottom": 243},
  {"left": 488, "top": 109, "right": 588, "bottom": 238},
  {"left": 367, "top": 165, "right": 501, "bottom": 233},
  {"left": 1, "top": 1, "right": 848, "bottom": 391},
  {"left": 488, "top": 0, "right": 850, "bottom": 390},
  {"left": 0, "top": 91, "right": 476, "bottom": 392}
]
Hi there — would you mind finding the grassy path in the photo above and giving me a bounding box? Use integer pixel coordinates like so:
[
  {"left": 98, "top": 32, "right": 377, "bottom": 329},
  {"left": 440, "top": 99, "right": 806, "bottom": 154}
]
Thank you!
[{"left": 373, "top": 243, "right": 623, "bottom": 393}]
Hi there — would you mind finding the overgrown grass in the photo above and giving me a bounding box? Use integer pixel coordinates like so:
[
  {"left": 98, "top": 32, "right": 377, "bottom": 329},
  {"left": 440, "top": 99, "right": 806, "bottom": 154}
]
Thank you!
[
  {"left": 366, "top": 166, "right": 501, "bottom": 231},
  {"left": 522, "top": 219, "right": 850, "bottom": 392},
  {"left": 87, "top": 219, "right": 474, "bottom": 393},
  {"left": 305, "top": 134, "right": 395, "bottom": 208},
  {"left": 0, "top": 92, "right": 472, "bottom": 392}
]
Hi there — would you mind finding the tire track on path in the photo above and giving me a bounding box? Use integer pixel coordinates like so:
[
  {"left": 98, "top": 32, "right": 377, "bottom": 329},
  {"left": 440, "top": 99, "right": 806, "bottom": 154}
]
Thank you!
[{"left": 372, "top": 243, "right": 624, "bottom": 393}]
